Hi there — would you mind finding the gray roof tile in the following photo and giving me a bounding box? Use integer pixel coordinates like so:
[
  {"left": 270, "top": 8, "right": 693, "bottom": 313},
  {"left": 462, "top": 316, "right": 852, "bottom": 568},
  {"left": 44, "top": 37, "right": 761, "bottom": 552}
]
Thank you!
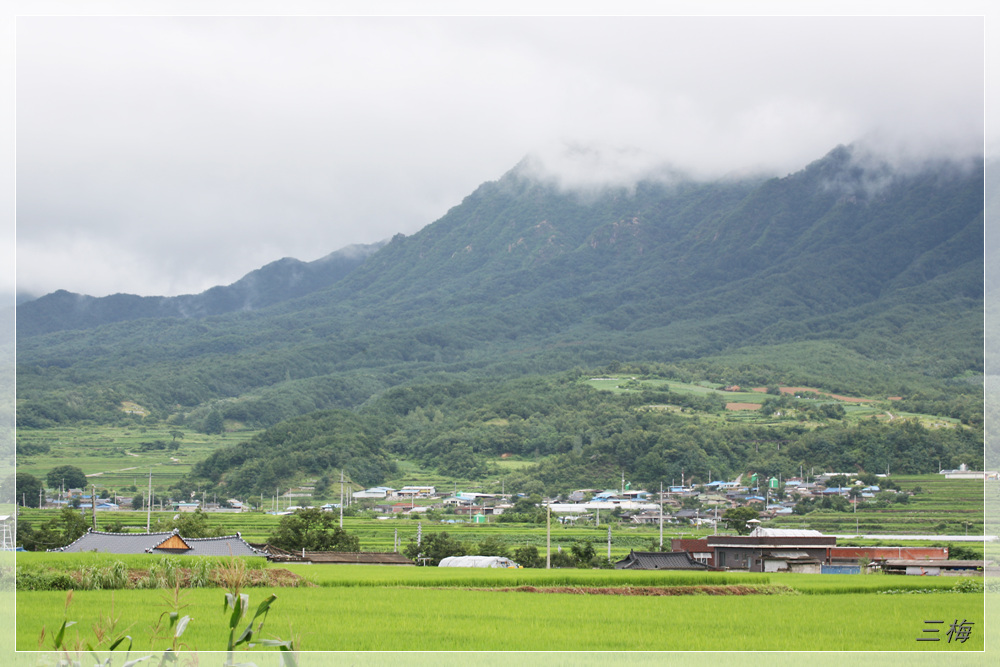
[
  {"left": 50, "top": 529, "right": 261, "bottom": 557},
  {"left": 614, "top": 550, "right": 711, "bottom": 570}
]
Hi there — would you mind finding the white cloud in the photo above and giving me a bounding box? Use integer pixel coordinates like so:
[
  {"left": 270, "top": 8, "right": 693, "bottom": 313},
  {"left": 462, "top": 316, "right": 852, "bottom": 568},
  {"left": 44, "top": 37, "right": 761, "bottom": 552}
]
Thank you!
[{"left": 14, "top": 14, "right": 986, "bottom": 297}]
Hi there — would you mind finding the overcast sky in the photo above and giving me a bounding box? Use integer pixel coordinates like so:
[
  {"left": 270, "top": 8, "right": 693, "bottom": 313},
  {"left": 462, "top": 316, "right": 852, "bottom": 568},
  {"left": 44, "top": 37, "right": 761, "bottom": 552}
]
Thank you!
[{"left": 14, "top": 13, "right": 987, "bottom": 298}]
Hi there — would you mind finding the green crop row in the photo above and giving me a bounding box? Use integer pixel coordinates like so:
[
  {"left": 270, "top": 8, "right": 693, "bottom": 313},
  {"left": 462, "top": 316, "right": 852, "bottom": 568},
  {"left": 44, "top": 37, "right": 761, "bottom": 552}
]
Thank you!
[
  {"left": 280, "top": 563, "right": 770, "bottom": 588},
  {"left": 16, "top": 551, "right": 268, "bottom": 571},
  {"left": 16, "top": 586, "right": 985, "bottom": 652}
]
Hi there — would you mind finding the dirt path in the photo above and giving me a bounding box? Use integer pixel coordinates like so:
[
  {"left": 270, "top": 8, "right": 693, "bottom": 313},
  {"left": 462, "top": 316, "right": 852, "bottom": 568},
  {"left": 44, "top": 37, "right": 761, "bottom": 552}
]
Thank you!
[{"left": 485, "top": 584, "right": 793, "bottom": 596}]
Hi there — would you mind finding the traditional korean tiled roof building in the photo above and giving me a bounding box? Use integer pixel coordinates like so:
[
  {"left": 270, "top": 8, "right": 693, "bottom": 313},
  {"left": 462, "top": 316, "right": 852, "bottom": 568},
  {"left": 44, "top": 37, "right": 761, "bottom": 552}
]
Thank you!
[
  {"left": 49, "top": 528, "right": 261, "bottom": 557},
  {"left": 614, "top": 550, "right": 714, "bottom": 570}
]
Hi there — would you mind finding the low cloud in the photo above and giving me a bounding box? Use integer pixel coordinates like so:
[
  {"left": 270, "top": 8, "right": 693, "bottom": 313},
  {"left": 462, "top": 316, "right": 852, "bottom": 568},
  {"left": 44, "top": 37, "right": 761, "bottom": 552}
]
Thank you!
[{"left": 15, "top": 15, "right": 985, "bottom": 297}]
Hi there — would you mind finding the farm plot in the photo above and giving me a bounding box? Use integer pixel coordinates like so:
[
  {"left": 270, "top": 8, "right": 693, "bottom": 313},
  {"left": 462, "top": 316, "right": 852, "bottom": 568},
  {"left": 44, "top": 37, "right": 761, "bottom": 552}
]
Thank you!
[
  {"left": 16, "top": 583, "right": 985, "bottom": 652},
  {"left": 769, "top": 475, "right": 985, "bottom": 536},
  {"left": 15, "top": 424, "right": 257, "bottom": 494},
  {"left": 585, "top": 377, "right": 963, "bottom": 429}
]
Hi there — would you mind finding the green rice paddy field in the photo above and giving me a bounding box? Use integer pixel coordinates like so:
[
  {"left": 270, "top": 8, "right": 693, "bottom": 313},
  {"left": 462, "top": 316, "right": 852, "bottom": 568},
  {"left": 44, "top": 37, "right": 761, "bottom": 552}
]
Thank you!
[
  {"left": 17, "top": 587, "right": 986, "bottom": 652},
  {"left": 14, "top": 560, "right": 988, "bottom": 652}
]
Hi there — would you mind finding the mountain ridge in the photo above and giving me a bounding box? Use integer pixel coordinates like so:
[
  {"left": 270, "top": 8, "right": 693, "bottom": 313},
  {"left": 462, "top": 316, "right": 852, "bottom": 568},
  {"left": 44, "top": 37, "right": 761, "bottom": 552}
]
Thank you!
[
  {"left": 16, "top": 240, "right": 387, "bottom": 337},
  {"left": 15, "top": 145, "right": 984, "bottom": 427}
]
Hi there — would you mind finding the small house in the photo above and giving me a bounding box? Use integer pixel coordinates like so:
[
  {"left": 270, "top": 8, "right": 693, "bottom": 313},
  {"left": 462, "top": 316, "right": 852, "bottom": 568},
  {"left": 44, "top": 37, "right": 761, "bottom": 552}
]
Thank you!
[{"left": 614, "top": 550, "right": 714, "bottom": 570}]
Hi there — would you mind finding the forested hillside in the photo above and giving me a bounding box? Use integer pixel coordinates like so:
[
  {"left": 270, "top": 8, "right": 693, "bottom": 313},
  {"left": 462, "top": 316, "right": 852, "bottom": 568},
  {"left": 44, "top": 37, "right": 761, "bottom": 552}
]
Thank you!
[
  {"left": 16, "top": 145, "right": 983, "bottom": 432},
  {"left": 186, "top": 372, "right": 983, "bottom": 499},
  {"left": 14, "top": 145, "right": 984, "bottom": 495}
]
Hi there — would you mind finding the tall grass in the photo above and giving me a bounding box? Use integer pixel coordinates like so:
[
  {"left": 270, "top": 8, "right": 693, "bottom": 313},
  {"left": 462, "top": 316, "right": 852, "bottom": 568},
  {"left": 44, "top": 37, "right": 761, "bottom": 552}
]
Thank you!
[
  {"left": 15, "top": 553, "right": 269, "bottom": 591},
  {"left": 16, "top": 552, "right": 268, "bottom": 570}
]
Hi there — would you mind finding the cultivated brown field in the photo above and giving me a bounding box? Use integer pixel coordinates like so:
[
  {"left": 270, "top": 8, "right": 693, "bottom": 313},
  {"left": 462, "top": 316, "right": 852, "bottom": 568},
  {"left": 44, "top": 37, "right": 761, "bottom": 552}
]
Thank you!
[{"left": 752, "top": 386, "right": 871, "bottom": 403}]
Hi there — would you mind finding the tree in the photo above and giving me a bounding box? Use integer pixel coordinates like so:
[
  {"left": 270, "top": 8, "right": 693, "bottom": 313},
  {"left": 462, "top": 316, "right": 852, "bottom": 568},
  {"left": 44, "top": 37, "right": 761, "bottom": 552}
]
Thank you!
[
  {"left": 512, "top": 545, "right": 544, "bottom": 568},
  {"left": 15, "top": 472, "right": 44, "bottom": 507},
  {"left": 202, "top": 410, "right": 225, "bottom": 435},
  {"left": 857, "top": 554, "right": 871, "bottom": 573},
  {"left": 155, "top": 508, "right": 224, "bottom": 538},
  {"left": 46, "top": 465, "right": 88, "bottom": 491},
  {"left": 570, "top": 540, "right": 597, "bottom": 568},
  {"left": 827, "top": 475, "right": 849, "bottom": 489},
  {"left": 549, "top": 549, "right": 575, "bottom": 568},
  {"left": 722, "top": 507, "right": 760, "bottom": 535},
  {"left": 497, "top": 494, "right": 546, "bottom": 523},
  {"left": 103, "top": 519, "right": 129, "bottom": 533},
  {"left": 948, "top": 543, "right": 980, "bottom": 560},
  {"left": 313, "top": 475, "right": 331, "bottom": 499},
  {"left": 403, "top": 531, "right": 466, "bottom": 565},
  {"left": 476, "top": 535, "right": 510, "bottom": 558},
  {"left": 268, "top": 508, "right": 360, "bottom": 552},
  {"left": 17, "top": 508, "right": 89, "bottom": 551}
]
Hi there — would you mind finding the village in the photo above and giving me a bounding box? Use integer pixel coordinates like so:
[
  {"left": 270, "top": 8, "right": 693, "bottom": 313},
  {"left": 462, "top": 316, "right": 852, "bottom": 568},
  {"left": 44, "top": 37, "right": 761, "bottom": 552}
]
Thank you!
[{"left": 31, "top": 466, "right": 995, "bottom": 577}]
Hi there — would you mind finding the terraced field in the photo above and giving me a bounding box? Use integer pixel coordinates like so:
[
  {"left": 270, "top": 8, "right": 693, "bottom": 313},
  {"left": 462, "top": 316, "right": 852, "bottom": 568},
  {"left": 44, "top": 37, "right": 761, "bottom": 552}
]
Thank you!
[
  {"left": 769, "top": 474, "right": 986, "bottom": 536},
  {"left": 14, "top": 424, "right": 257, "bottom": 493}
]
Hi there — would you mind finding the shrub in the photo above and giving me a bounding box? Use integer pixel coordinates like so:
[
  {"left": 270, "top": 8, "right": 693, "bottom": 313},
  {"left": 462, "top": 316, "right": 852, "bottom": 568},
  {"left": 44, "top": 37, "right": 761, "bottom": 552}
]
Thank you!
[
  {"left": 953, "top": 578, "right": 983, "bottom": 593},
  {"left": 15, "top": 567, "right": 74, "bottom": 591}
]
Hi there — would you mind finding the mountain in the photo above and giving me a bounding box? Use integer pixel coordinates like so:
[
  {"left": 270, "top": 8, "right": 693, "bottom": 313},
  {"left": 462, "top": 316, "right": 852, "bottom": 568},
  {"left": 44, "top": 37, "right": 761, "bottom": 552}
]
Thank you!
[
  {"left": 15, "top": 145, "right": 984, "bottom": 428},
  {"left": 16, "top": 241, "right": 387, "bottom": 337}
]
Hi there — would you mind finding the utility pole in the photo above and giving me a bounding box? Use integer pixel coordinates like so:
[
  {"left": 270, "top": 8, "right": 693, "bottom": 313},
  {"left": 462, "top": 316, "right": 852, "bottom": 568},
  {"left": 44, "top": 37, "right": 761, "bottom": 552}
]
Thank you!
[
  {"left": 146, "top": 469, "right": 152, "bottom": 533},
  {"left": 854, "top": 492, "right": 858, "bottom": 536},
  {"left": 659, "top": 481, "right": 664, "bottom": 550},
  {"left": 91, "top": 484, "right": 97, "bottom": 531},
  {"left": 607, "top": 526, "right": 612, "bottom": 564},
  {"left": 339, "top": 469, "right": 344, "bottom": 529},
  {"left": 546, "top": 505, "right": 551, "bottom": 569}
]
